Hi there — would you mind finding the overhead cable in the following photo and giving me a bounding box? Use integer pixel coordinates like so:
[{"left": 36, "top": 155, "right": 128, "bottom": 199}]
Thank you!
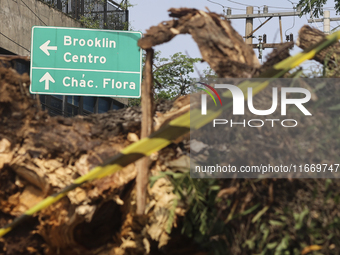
[
  {"left": 0, "top": 31, "right": 30, "bottom": 52},
  {"left": 308, "top": 0, "right": 321, "bottom": 30},
  {"left": 20, "top": 0, "right": 47, "bottom": 25}
]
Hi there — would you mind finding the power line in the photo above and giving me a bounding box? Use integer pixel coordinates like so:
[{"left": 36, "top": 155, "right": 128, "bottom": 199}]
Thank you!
[
  {"left": 206, "top": 0, "right": 244, "bottom": 11},
  {"left": 210, "top": 0, "right": 335, "bottom": 16},
  {"left": 0, "top": 31, "right": 30, "bottom": 52},
  {"left": 221, "top": 1, "right": 296, "bottom": 10},
  {"left": 229, "top": 7, "right": 245, "bottom": 11},
  {"left": 285, "top": 9, "right": 296, "bottom": 36},
  {"left": 286, "top": 0, "right": 296, "bottom": 5},
  {"left": 261, "top": 6, "right": 334, "bottom": 11},
  {"left": 332, "top": 23, "right": 340, "bottom": 31},
  {"left": 207, "top": 0, "right": 226, "bottom": 8},
  {"left": 284, "top": 0, "right": 296, "bottom": 36},
  {"left": 308, "top": 0, "right": 321, "bottom": 30},
  {"left": 20, "top": 0, "right": 47, "bottom": 25},
  {"left": 3, "top": 0, "right": 45, "bottom": 53},
  {"left": 265, "top": 5, "right": 294, "bottom": 10},
  {"left": 224, "top": 0, "right": 260, "bottom": 8}
]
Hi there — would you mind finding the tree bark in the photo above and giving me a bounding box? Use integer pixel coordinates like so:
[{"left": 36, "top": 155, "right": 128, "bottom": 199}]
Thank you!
[
  {"left": 297, "top": 25, "right": 340, "bottom": 68},
  {"left": 2, "top": 9, "right": 322, "bottom": 255},
  {"left": 0, "top": 62, "right": 192, "bottom": 254},
  {"left": 136, "top": 48, "right": 154, "bottom": 215},
  {"left": 138, "top": 8, "right": 260, "bottom": 78}
]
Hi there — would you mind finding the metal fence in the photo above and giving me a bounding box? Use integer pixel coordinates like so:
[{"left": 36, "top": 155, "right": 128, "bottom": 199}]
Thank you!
[{"left": 40, "top": 0, "right": 129, "bottom": 30}]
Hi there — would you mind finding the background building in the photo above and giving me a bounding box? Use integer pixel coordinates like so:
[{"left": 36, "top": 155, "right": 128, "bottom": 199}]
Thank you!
[{"left": 0, "top": 0, "right": 129, "bottom": 117}]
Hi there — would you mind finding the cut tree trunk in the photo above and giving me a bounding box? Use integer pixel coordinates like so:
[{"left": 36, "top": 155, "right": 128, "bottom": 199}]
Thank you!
[
  {"left": 0, "top": 8, "right": 308, "bottom": 255},
  {"left": 297, "top": 25, "right": 340, "bottom": 69},
  {"left": 0, "top": 62, "right": 195, "bottom": 255},
  {"left": 136, "top": 48, "right": 154, "bottom": 215},
  {"left": 138, "top": 8, "right": 260, "bottom": 78}
]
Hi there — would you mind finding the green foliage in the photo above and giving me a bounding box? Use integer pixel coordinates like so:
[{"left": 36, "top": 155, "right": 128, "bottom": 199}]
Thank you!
[
  {"left": 166, "top": 198, "right": 178, "bottom": 234},
  {"left": 153, "top": 52, "right": 201, "bottom": 100},
  {"left": 119, "top": 0, "right": 133, "bottom": 10},
  {"left": 76, "top": 0, "right": 132, "bottom": 30},
  {"left": 297, "top": 0, "right": 337, "bottom": 18},
  {"left": 79, "top": 16, "right": 100, "bottom": 29},
  {"left": 128, "top": 98, "right": 141, "bottom": 107},
  {"left": 232, "top": 180, "right": 340, "bottom": 255},
  {"left": 128, "top": 51, "right": 200, "bottom": 105},
  {"left": 150, "top": 171, "right": 340, "bottom": 255},
  {"left": 202, "top": 67, "right": 218, "bottom": 78},
  {"left": 322, "top": 48, "right": 340, "bottom": 77},
  {"left": 150, "top": 171, "right": 221, "bottom": 242}
]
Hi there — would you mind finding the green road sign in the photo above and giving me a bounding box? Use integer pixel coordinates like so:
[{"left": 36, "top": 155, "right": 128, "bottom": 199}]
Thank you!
[{"left": 30, "top": 26, "right": 142, "bottom": 98}]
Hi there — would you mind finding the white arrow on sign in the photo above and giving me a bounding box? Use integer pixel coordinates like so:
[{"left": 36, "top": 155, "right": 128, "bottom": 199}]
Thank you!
[
  {"left": 39, "top": 72, "right": 55, "bottom": 90},
  {"left": 39, "top": 40, "right": 57, "bottom": 56}
]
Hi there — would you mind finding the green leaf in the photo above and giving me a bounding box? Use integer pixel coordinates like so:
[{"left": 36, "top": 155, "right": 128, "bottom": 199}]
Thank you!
[
  {"left": 243, "top": 236, "right": 256, "bottom": 250},
  {"left": 328, "top": 104, "right": 340, "bottom": 111},
  {"left": 267, "top": 242, "right": 278, "bottom": 249},
  {"left": 172, "top": 172, "right": 185, "bottom": 179},
  {"left": 294, "top": 207, "right": 309, "bottom": 230},
  {"left": 326, "top": 179, "right": 333, "bottom": 189},
  {"left": 269, "top": 220, "right": 285, "bottom": 227},
  {"left": 241, "top": 203, "right": 261, "bottom": 216},
  {"left": 252, "top": 205, "right": 270, "bottom": 223},
  {"left": 279, "top": 215, "right": 288, "bottom": 221},
  {"left": 149, "top": 173, "right": 166, "bottom": 188},
  {"left": 209, "top": 185, "right": 221, "bottom": 191},
  {"left": 314, "top": 81, "right": 327, "bottom": 91},
  {"left": 275, "top": 235, "right": 290, "bottom": 253}
]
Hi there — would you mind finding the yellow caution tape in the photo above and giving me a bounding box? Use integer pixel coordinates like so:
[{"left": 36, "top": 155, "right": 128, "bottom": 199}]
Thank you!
[{"left": 1, "top": 30, "right": 340, "bottom": 238}]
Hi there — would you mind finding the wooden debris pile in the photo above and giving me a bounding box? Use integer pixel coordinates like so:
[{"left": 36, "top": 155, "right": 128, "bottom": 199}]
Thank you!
[
  {"left": 1, "top": 7, "right": 340, "bottom": 255},
  {"left": 0, "top": 60, "right": 193, "bottom": 254}
]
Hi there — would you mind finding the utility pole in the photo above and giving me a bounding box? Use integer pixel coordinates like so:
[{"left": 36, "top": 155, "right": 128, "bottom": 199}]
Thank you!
[
  {"left": 324, "top": 10, "right": 330, "bottom": 34},
  {"left": 225, "top": 6, "right": 301, "bottom": 19},
  {"left": 245, "top": 6, "right": 254, "bottom": 44},
  {"left": 307, "top": 10, "right": 339, "bottom": 34},
  {"left": 226, "top": 6, "right": 300, "bottom": 59},
  {"left": 279, "top": 16, "right": 283, "bottom": 43}
]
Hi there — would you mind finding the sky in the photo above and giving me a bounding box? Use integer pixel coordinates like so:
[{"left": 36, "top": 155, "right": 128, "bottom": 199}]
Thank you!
[{"left": 129, "top": 0, "right": 338, "bottom": 74}]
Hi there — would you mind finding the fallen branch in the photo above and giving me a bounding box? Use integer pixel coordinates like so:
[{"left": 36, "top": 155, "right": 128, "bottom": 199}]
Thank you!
[
  {"left": 138, "top": 8, "right": 260, "bottom": 78},
  {"left": 137, "top": 48, "right": 154, "bottom": 215},
  {"left": 297, "top": 25, "right": 340, "bottom": 68}
]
